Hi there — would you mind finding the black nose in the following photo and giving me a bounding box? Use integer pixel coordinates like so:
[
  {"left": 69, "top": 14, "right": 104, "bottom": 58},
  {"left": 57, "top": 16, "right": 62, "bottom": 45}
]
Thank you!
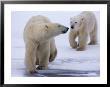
[
  {"left": 62, "top": 27, "right": 69, "bottom": 33},
  {"left": 65, "top": 27, "right": 69, "bottom": 32},
  {"left": 71, "top": 25, "right": 74, "bottom": 29},
  {"left": 66, "top": 27, "right": 69, "bottom": 30}
]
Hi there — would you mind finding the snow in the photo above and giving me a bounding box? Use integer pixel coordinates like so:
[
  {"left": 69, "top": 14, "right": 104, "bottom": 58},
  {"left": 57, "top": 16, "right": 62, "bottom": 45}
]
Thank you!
[{"left": 11, "top": 11, "right": 100, "bottom": 77}]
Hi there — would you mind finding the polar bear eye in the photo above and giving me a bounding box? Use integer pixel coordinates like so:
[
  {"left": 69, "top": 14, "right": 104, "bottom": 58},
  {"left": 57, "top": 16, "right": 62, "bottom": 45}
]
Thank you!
[
  {"left": 75, "top": 22, "right": 77, "bottom": 23},
  {"left": 58, "top": 25, "right": 61, "bottom": 27}
]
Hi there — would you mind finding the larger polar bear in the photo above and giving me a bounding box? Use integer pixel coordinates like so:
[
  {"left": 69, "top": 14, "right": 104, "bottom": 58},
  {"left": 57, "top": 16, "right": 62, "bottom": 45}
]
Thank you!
[
  {"left": 23, "top": 15, "right": 69, "bottom": 73},
  {"left": 69, "top": 11, "right": 97, "bottom": 51}
]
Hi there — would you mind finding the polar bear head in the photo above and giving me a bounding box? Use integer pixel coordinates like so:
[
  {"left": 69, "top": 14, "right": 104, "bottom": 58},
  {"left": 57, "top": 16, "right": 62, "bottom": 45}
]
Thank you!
[
  {"left": 42, "top": 23, "right": 69, "bottom": 38},
  {"left": 70, "top": 16, "right": 85, "bottom": 30}
]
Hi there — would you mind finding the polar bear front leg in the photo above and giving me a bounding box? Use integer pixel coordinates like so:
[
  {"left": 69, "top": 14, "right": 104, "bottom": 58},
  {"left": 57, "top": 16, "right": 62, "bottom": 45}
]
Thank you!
[
  {"left": 77, "top": 31, "right": 88, "bottom": 51},
  {"left": 37, "top": 42, "right": 50, "bottom": 70},
  {"left": 25, "top": 41, "right": 37, "bottom": 73},
  {"left": 89, "top": 24, "right": 97, "bottom": 45},
  {"left": 69, "top": 30, "right": 78, "bottom": 49}
]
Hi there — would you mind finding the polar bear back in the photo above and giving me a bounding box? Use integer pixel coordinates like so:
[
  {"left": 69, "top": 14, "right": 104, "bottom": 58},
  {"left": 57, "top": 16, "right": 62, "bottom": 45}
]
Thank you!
[{"left": 80, "top": 11, "right": 96, "bottom": 33}]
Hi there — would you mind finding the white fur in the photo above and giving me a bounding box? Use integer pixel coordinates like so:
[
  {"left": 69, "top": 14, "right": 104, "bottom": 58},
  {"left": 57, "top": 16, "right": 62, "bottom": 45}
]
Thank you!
[
  {"left": 69, "top": 11, "right": 97, "bottom": 51},
  {"left": 24, "top": 15, "right": 68, "bottom": 73}
]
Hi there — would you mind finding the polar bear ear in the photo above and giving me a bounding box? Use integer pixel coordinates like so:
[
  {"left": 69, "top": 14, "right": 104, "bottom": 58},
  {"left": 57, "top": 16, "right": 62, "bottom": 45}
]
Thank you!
[
  {"left": 80, "top": 17, "right": 85, "bottom": 27},
  {"left": 81, "top": 16, "right": 85, "bottom": 22},
  {"left": 45, "top": 25, "right": 48, "bottom": 28},
  {"left": 80, "top": 17, "right": 86, "bottom": 24},
  {"left": 45, "top": 25, "right": 48, "bottom": 32},
  {"left": 81, "top": 18, "right": 84, "bottom": 21}
]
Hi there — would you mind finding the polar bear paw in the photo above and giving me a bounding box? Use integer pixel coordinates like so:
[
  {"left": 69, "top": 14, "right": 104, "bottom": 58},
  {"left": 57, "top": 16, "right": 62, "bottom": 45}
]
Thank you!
[
  {"left": 72, "top": 41, "right": 78, "bottom": 48},
  {"left": 28, "top": 69, "right": 37, "bottom": 74},
  {"left": 37, "top": 66, "right": 48, "bottom": 70},
  {"left": 77, "top": 47, "right": 85, "bottom": 51},
  {"left": 88, "top": 41, "right": 97, "bottom": 45}
]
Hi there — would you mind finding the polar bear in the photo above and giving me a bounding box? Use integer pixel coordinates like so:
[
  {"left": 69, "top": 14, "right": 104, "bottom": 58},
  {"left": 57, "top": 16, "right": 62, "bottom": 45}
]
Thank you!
[
  {"left": 69, "top": 11, "right": 97, "bottom": 51},
  {"left": 23, "top": 15, "right": 69, "bottom": 73}
]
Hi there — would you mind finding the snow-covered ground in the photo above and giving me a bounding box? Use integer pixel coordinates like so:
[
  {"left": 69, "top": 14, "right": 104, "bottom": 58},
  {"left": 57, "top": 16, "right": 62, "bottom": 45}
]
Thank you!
[{"left": 11, "top": 11, "right": 100, "bottom": 77}]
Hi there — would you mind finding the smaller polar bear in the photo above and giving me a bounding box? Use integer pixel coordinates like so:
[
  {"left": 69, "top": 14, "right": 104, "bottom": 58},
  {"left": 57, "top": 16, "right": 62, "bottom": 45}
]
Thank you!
[
  {"left": 23, "top": 15, "right": 69, "bottom": 73},
  {"left": 69, "top": 11, "right": 97, "bottom": 51}
]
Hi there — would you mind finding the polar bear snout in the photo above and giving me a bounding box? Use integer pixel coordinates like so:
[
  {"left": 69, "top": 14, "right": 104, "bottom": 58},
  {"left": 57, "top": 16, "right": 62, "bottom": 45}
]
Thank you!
[
  {"left": 66, "top": 27, "right": 69, "bottom": 31},
  {"left": 62, "top": 27, "right": 69, "bottom": 33},
  {"left": 71, "top": 25, "right": 74, "bottom": 29}
]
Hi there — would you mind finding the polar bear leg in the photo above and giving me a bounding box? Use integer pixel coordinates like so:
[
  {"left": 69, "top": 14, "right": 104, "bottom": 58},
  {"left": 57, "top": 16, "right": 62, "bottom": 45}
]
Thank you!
[
  {"left": 69, "top": 30, "right": 78, "bottom": 48},
  {"left": 89, "top": 24, "right": 97, "bottom": 45},
  {"left": 77, "top": 31, "right": 88, "bottom": 51},
  {"left": 25, "top": 41, "right": 37, "bottom": 73},
  {"left": 49, "top": 38, "right": 57, "bottom": 62},
  {"left": 37, "top": 42, "right": 50, "bottom": 70},
  {"left": 36, "top": 53, "right": 39, "bottom": 65},
  {"left": 35, "top": 43, "right": 40, "bottom": 65}
]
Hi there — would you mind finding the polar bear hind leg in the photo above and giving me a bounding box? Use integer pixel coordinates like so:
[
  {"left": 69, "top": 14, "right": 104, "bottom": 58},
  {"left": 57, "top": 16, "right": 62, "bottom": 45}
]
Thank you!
[
  {"left": 49, "top": 38, "right": 57, "bottom": 62},
  {"left": 49, "top": 48, "right": 57, "bottom": 62},
  {"left": 89, "top": 23, "right": 97, "bottom": 45}
]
